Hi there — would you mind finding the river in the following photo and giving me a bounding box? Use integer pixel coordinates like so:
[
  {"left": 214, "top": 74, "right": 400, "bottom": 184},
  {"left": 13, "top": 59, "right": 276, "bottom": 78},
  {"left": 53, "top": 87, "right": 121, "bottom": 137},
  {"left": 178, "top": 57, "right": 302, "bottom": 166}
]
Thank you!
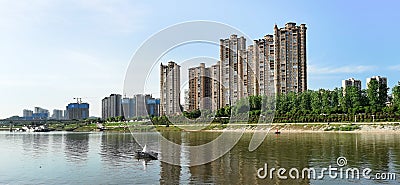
[{"left": 0, "top": 131, "right": 398, "bottom": 184}]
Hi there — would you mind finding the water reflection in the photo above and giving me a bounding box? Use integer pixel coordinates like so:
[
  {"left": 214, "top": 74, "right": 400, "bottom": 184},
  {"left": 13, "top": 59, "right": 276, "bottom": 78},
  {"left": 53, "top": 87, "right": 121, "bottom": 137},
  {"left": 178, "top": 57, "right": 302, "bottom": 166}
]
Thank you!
[
  {"left": 64, "top": 133, "right": 89, "bottom": 163},
  {"left": 100, "top": 133, "right": 139, "bottom": 167},
  {"left": 21, "top": 133, "right": 50, "bottom": 158},
  {"left": 157, "top": 132, "right": 400, "bottom": 184},
  {"left": 0, "top": 131, "right": 399, "bottom": 184},
  {"left": 159, "top": 132, "right": 182, "bottom": 185}
]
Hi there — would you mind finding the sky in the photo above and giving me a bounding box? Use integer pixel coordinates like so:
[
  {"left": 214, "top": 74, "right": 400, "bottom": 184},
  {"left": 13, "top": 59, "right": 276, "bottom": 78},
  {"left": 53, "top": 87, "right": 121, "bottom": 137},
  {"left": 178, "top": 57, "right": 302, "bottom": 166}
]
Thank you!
[{"left": 1, "top": 0, "right": 400, "bottom": 119}]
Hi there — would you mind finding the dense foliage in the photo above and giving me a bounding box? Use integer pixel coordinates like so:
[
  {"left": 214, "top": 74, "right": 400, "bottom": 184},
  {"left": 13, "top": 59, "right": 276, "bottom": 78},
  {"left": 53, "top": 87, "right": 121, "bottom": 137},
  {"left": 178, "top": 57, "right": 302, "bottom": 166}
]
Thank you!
[{"left": 183, "top": 82, "right": 400, "bottom": 123}]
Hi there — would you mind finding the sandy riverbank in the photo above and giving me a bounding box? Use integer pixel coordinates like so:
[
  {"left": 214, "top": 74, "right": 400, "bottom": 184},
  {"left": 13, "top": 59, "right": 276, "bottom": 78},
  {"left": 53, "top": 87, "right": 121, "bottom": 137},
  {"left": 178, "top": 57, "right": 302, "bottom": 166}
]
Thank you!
[{"left": 196, "top": 123, "right": 400, "bottom": 133}]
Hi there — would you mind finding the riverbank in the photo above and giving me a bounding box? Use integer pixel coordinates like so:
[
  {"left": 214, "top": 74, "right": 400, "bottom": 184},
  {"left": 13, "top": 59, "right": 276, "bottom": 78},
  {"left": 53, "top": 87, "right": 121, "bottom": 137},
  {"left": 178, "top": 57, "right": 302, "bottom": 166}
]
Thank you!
[{"left": 2, "top": 122, "right": 400, "bottom": 133}]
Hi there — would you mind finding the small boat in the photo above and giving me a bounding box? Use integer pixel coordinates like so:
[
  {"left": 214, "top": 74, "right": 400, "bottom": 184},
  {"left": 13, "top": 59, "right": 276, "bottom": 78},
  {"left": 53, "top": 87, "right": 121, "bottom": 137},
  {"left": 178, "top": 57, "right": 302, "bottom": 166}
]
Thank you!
[{"left": 136, "top": 145, "right": 158, "bottom": 160}]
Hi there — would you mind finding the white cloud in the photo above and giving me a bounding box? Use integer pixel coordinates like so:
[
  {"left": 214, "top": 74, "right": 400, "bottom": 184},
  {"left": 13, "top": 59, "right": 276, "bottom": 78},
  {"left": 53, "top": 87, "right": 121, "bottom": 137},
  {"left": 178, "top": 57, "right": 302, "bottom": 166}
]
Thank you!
[
  {"left": 389, "top": 64, "right": 400, "bottom": 71},
  {"left": 309, "top": 65, "right": 376, "bottom": 74}
]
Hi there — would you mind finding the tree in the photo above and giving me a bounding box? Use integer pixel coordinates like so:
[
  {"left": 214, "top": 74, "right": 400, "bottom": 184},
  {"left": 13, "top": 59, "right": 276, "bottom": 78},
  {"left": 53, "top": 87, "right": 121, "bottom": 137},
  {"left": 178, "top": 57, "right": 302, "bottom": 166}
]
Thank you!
[
  {"left": 311, "top": 90, "right": 322, "bottom": 114},
  {"left": 367, "top": 80, "right": 380, "bottom": 112},
  {"left": 378, "top": 82, "right": 389, "bottom": 106},
  {"left": 321, "top": 89, "right": 331, "bottom": 114},
  {"left": 299, "top": 91, "right": 311, "bottom": 113},
  {"left": 345, "top": 86, "right": 361, "bottom": 113},
  {"left": 392, "top": 83, "right": 400, "bottom": 113}
]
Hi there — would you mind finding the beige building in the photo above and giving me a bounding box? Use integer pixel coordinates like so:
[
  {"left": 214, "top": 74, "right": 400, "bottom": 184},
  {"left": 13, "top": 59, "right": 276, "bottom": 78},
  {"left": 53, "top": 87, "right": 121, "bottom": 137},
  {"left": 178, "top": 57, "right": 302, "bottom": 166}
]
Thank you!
[
  {"left": 160, "top": 61, "right": 181, "bottom": 116},
  {"left": 219, "top": 34, "right": 247, "bottom": 107},
  {"left": 210, "top": 62, "right": 221, "bottom": 111},
  {"left": 274, "top": 22, "right": 307, "bottom": 94},
  {"left": 188, "top": 63, "right": 212, "bottom": 111},
  {"left": 188, "top": 62, "right": 221, "bottom": 111},
  {"left": 254, "top": 35, "right": 275, "bottom": 96},
  {"left": 342, "top": 78, "right": 362, "bottom": 92}
]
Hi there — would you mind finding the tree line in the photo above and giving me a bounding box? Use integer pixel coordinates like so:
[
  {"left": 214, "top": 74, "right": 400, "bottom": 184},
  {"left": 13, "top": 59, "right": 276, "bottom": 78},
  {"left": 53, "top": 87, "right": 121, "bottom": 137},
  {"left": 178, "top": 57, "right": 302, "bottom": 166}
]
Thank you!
[{"left": 180, "top": 81, "right": 400, "bottom": 123}]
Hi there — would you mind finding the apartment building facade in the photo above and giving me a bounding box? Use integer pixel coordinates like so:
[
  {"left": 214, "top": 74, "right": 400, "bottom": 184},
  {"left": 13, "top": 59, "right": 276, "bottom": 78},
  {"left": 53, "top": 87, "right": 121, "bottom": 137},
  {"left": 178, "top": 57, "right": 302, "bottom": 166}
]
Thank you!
[{"left": 160, "top": 61, "right": 181, "bottom": 116}]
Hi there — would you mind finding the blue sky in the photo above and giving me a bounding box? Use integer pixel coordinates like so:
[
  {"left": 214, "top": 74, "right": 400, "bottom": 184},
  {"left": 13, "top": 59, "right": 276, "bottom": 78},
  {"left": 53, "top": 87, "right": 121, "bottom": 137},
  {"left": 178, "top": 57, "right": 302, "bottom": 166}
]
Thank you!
[{"left": 1, "top": 0, "right": 400, "bottom": 118}]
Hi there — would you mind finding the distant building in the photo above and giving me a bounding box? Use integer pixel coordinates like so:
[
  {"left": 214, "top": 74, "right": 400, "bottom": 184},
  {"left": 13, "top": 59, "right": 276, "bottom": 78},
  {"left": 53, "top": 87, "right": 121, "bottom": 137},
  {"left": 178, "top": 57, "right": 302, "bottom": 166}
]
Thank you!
[
  {"left": 160, "top": 61, "right": 181, "bottom": 116},
  {"left": 23, "top": 109, "right": 33, "bottom": 119},
  {"left": 34, "top": 107, "right": 49, "bottom": 115},
  {"left": 106, "top": 94, "right": 160, "bottom": 120},
  {"left": 33, "top": 107, "right": 49, "bottom": 120},
  {"left": 66, "top": 103, "right": 89, "bottom": 120},
  {"left": 342, "top": 78, "right": 362, "bottom": 92},
  {"left": 51, "top": 109, "right": 64, "bottom": 120},
  {"left": 146, "top": 96, "right": 160, "bottom": 117},
  {"left": 183, "top": 89, "right": 190, "bottom": 112},
  {"left": 102, "top": 94, "right": 122, "bottom": 119},
  {"left": 135, "top": 94, "right": 147, "bottom": 117},
  {"left": 122, "top": 97, "right": 135, "bottom": 119},
  {"left": 366, "top": 76, "right": 388, "bottom": 89}
]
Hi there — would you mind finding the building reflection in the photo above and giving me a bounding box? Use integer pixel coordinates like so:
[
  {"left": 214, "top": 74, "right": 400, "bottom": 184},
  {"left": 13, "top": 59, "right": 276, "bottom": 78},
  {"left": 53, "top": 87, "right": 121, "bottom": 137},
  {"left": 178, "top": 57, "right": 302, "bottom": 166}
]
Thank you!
[
  {"left": 64, "top": 133, "right": 89, "bottom": 163},
  {"left": 100, "top": 133, "right": 138, "bottom": 166},
  {"left": 159, "top": 132, "right": 182, "bottom": 185},
  {"left": 21, "top": 133, "right": 50, "bottom": 158}
]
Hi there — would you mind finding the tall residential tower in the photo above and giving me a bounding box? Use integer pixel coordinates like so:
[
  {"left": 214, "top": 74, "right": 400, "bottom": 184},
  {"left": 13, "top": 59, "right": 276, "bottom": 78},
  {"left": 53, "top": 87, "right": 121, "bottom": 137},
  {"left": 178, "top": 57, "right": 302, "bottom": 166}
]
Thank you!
[
  {"left": 219, "top": 34, "right": 247, "bottom": 107},
  {"left": 160, "top": 61, "right": 181, "bottom": 116},
  {"left": 274, "top": 22, "right": 307, "bottom": 94}
]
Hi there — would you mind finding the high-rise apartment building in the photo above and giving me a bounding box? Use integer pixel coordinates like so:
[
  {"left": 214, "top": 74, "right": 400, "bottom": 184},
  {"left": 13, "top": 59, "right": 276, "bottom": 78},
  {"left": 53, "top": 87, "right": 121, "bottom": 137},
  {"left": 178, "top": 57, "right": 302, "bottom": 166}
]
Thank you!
[
  {"left": 274, "top": 22, "right": 307, "bottom": 94},
  {"left": 219, "top": 34, "right": 247, "bottom": 106},
  {"left": 23, "top": 109, "right": 33, "bottom": 118},
  {"left": 33, "top": 107, "right": 49, "bottom": 120},
  {"left": 366, "top": 76, "right": 388, "bottom": 89},
  {"left": 254, "top": 35, "right": 275, "bottom": 96},
  {"left": 188, "top": 63, "right": 212, "bottom": 111},
  {"left": 146, "top": 96, "right": 160, "bottom": 117},
  {"left": 210, "top": 62, "right": 221, "bottom": 111},
  {"left": 134, "top": 94, "right": 147, "bottom": 117},
  {"left": 160, "top": 61, "right": 181, "bottom": 116},
  {"left": 122, "top": 97, "right": 135, "bottom": 119},
  {"left": 342, "top": 78, "right": 362, "bottom": 92},
  {"left": 52, "top": 109, "right": 64, "bottom": 120},
  {"left": 102, "top": 94, "right": 122, "bottom": 119},
  {"left": 183, "top": 89, "right": 190, "bottom": 111}
]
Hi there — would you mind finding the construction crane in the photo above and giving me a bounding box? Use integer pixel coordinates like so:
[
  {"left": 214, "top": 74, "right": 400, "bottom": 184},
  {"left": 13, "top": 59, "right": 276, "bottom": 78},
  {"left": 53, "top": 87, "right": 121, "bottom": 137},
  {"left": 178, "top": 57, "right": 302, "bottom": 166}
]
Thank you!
[{"left": 73, "top": 98, "right": 82, "bottom": 104}]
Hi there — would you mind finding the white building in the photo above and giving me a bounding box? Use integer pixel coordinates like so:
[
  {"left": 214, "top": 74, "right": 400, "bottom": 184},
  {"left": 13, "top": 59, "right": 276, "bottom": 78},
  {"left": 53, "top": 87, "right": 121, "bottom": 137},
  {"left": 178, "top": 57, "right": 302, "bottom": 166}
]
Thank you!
[{"left": 342, "top": 78, "right": 362, "bottom": 91}]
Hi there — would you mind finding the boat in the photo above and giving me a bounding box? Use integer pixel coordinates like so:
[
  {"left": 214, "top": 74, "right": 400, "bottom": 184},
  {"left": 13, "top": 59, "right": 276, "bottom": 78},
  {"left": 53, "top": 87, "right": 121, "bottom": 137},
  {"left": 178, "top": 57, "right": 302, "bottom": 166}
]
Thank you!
[
  {"left": 34, "top": 125, "right": 50, "bottom": 132},
  {"left": 135, "top": 145, "right": 158, "bottom": 160}
]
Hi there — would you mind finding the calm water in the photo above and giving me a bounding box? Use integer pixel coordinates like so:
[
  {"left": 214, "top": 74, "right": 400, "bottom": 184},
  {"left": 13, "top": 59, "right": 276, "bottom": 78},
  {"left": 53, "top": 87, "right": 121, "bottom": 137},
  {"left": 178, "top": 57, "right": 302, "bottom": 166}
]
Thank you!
[{"left": 0, "top": 131, "right": 399, "bottom": 184}]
